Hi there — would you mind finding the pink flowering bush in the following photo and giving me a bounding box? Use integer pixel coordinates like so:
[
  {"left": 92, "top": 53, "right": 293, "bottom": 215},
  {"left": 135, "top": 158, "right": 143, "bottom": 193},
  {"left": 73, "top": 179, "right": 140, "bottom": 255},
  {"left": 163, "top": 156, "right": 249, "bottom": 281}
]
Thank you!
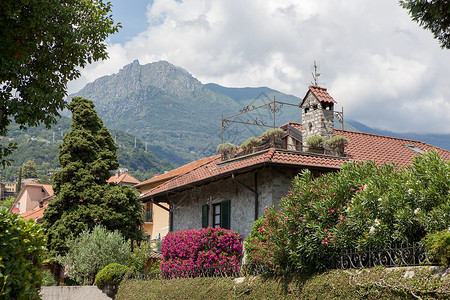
[
  {"left": 246, "top": 151, "right": 450, "bottom": 273},
  {"left": 160, "top": 227, "right": 242, "bottom": 278}
]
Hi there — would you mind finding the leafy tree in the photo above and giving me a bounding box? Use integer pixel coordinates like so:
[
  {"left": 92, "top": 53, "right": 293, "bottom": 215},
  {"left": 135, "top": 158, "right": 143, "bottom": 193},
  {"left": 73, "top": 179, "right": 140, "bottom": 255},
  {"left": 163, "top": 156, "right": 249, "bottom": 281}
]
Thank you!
[
  {"left": 22, "top": 160, "right": 37, "bottom": 178},
  {"left": 0, "top": 196, "right": 15, "bottom": 210},
  {"left": 0, "top": 208, "right": 46, "bottom": 299},
  {"left": 400, "top": 0, "right": 450, "bottom": 49},
  {"left": 60, "top": 226, "right": 131, "bottom": 283},
  {"left": 0, "top": 0, "right": 120, "bottom": 164},
  {"left": 43, "top": 97, "right": 143, "bottom": 255}
]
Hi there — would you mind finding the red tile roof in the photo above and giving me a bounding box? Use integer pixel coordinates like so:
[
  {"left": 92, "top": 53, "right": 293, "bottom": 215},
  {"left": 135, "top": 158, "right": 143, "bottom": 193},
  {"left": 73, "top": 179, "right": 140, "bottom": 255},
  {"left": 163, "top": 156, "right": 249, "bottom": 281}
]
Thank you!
[
  {"left": 134, "top": 156, "right": 217, "bottom": 189},
  {"left": 107, "top": 173, "right": 141, "bottom": 185},
  {"left": 140, "top": 122, "right": 450, "bottom": 200},
  {"left": 304, "top": 86, "right": 337, "bottom": 105}
]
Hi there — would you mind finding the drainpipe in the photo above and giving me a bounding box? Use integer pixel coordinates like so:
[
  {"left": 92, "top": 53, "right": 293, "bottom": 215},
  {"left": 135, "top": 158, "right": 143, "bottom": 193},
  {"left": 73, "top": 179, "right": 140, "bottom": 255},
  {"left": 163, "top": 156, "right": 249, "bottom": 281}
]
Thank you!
[{"left": 232, "top": 172, "right": 259, "bottom": 221}]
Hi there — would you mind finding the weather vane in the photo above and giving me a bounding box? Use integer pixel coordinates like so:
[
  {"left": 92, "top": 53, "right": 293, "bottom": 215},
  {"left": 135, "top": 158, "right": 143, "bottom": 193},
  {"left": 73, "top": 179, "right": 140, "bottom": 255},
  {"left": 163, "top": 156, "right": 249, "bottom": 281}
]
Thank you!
[{"left": 311, "top": 60, "right": 322, "bottom": 86}]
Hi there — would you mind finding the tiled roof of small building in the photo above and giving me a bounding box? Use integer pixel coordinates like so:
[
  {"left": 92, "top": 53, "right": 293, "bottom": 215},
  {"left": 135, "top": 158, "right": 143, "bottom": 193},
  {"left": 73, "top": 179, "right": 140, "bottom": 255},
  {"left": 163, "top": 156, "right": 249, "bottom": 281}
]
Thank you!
[
  {"left": 140, "top": 122, "right": 450, "bottom": 200},
  {"left": 306, "top": 85, "right": 337, "bottom": 104},
  {"left": 134, "top": 156, "right": 217, "bottom": 189},
  {"left": 107, "top": 173, "right": 141, "bottom": 185}
]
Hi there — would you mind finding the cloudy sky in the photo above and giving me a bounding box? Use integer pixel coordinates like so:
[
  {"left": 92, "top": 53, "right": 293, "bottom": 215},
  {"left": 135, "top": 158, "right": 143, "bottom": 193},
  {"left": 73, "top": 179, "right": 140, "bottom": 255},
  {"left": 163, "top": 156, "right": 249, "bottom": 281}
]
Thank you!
[{"left": 68, "top": 0, "right": 450, "bottom": 134}]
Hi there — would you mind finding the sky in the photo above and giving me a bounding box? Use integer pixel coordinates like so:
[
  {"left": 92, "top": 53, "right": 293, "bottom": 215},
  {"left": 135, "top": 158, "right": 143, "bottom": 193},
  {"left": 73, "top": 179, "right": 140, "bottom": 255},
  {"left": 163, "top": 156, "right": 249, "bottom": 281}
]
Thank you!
[{"left": 67, "top": 0, "right": 450, "bottom": 134}]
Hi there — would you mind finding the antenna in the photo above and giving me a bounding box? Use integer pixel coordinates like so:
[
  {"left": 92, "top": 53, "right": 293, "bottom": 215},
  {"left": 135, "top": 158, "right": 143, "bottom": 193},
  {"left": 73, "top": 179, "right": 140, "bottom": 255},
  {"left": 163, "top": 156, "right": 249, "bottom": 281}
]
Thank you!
[{"left": 311, "top": 60, "right": 321, "bottom": 86}]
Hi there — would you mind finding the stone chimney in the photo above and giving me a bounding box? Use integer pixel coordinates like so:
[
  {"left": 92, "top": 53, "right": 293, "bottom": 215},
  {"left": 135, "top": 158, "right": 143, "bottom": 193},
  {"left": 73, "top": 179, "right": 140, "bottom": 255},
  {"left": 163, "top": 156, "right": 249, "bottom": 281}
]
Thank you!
[{"left": 300, "top": 86, "right": 336, "bottom": 148}]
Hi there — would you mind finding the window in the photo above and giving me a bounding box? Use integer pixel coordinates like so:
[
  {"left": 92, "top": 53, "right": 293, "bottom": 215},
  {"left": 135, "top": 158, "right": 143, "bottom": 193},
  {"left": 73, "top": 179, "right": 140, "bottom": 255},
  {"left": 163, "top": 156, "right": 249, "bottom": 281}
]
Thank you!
[
  {"left": 212, "top": 203, "right": 221, "bottom": 228},
  {"left": 143, "top": 202, "right": 153, "bottom": 223},
  {"left": 202, "top": 200, "right": 231, "bottom": 229}
]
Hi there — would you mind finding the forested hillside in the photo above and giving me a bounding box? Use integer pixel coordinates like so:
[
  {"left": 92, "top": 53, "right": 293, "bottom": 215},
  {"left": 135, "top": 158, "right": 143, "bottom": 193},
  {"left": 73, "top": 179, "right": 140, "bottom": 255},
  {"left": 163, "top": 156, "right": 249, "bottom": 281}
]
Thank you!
[{"left": 0, "top": 116, "right": 173, "bottom": 182}]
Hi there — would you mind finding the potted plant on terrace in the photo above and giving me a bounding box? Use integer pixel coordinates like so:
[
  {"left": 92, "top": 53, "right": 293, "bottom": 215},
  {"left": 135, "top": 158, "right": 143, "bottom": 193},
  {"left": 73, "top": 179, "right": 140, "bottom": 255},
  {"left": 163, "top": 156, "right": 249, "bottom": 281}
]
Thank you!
[
  {"left": 324, "top": 136, "right": 349, "bottom": 156},
  {"left": 306, "top": 135, "right": 325, "bottom": 154},
  {"left": 217, "top": 143, "right": 238, "bottom": 161},
  {"left": 262, "top": 128, "right": 285, "bottom": 148},
  {"left": 240, "top": 137, "right": 262, "bottom": 155}
]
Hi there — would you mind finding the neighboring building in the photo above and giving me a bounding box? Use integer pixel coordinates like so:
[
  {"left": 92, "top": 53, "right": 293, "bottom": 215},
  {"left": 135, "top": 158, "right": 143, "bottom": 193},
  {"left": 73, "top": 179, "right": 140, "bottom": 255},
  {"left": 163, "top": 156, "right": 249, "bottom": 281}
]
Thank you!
[
  {"left": 0, "top": 182, "right": 19, "bottom": 201},
  {"left": 139, "top": 86, "right": 450, "bottom": 240},
  {"left": 21, "top": 195, "right": 54, "bottom": 223},
  {"left": 107, "top": 172, "right": 141, "bottom": 186},
  {"left": 9, "top": 183, "right": 54, "bottom": 215},
  {"left": 135, "top": 156, "right": 217, "bottom": 240}
]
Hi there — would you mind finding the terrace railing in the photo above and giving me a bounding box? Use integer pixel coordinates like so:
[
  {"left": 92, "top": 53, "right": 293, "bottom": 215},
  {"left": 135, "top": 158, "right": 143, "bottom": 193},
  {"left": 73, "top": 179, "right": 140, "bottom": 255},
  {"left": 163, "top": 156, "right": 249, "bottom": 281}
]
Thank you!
[{"left": 334, "top": 242, "right": 437, "bottom": 269}]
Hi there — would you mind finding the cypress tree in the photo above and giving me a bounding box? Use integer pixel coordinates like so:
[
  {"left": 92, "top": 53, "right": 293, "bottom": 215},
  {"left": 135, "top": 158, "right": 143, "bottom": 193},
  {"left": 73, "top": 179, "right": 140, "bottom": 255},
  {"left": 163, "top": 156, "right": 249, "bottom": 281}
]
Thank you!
[{"left": 43, "top": 97, "right": 143, "bottom": 255}]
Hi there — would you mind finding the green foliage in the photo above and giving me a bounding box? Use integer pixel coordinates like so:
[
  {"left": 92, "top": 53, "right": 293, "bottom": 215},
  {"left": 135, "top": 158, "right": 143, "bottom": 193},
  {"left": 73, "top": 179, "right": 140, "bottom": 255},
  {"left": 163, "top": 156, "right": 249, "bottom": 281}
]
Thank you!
[
  {"left": 22, "top": 160, "right": 37, "bottom": 178},
  {"left": 262, "top": 128, "right": 285, "bottom": 147},
  {"left": 424, "top": 230, "right": 450, "bottom": 266},
  {"left": 240, "top": 137, "right": 262, "bottom": 154},
  {"left": 43, "top": 97, "right": 143, "bottom": 255},
  {"left": 41, "top": 269, "right": 58, "bottom": 287},
  {"left": 0, "top": 208, "right": 46, "bottom": 299},
  {"left": 216, "top": 143, "right": 238, "bottom": 154},
  {"left": 324, "top": 136, "right": 349, "bottom": 149},
  {"left": 95, "top": 263, "right": 129, "bottom": 289},
  {"left": 59, "top": 226, "right": 131, "bottom": 283},
  {"left": 116, "top": 266, "right": 450, "bottom": 300},
  {"left": 400, "top": 0, "right": 450, "bottom": 49},
  {"left": 128, "top": 240, "right": 155, "bottom": 273},
  {"left": 0, "top": 196, "right": 15, "bottom": 210},
  {"left": 306, "top": 136, "right": 325, "bottom": 147},
  {"left": 0, "top": 0, "right": 120, "bottom": 164},
  {"left": 0, "top": 117, "right": 173, "bottom": 183},
  {"left": 246, "top": 151, "right": 450, "bottom": 273}
]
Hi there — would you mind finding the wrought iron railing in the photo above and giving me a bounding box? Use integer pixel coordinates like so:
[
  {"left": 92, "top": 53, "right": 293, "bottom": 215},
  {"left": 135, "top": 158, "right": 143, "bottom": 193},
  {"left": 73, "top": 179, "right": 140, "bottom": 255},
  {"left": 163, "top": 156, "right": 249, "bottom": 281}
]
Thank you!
[
  {"left": 143, "top": 210, "right": 153, "bottom": 223},
  {"left": 161, "top": 265, "right": 241, "bottom": 279},
  {"left": 334, "top": 242, "right": 436, "bottom": 269}
]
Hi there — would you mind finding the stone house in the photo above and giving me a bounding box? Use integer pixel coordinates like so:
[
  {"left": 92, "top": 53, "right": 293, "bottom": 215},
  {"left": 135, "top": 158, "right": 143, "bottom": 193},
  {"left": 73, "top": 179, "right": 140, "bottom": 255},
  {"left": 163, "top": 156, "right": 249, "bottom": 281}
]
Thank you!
[{"left": 139, "top": 86, "right": 450, "bottom": 240}]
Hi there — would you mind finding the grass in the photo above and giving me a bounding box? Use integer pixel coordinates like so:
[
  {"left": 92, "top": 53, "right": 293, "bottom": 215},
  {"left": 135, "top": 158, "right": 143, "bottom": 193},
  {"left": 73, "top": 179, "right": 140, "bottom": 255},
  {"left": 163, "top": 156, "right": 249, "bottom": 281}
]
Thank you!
[{"left": 116, "top": 266, "right": 450, "bottom": 299}]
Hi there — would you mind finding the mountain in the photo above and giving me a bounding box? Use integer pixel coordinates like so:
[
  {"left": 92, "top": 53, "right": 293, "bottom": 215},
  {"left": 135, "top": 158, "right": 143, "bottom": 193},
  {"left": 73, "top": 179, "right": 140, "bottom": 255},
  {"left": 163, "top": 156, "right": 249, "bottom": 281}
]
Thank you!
[
  {"left": 0, "top": 116, "right": 173, "bottom": 182},
  {"left": 347, "top": 120, "right": 450, "bottom": 151},
  {"left": 71, "top": 60, "right": 356, "bottom": 166}
]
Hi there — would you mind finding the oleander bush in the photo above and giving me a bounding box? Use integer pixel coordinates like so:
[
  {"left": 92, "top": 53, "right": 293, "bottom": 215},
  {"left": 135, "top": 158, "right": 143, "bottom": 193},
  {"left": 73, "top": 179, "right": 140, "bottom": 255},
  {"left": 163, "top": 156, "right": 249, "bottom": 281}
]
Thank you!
[
  {"left": 161, "top": 228, "right": 243, "bottom": 278},
  {"left": 95, "top": 263, "right": 129, "bottom": 289},
  {"left": 245, "top": 150, "right": 450, "bottom": 273}
]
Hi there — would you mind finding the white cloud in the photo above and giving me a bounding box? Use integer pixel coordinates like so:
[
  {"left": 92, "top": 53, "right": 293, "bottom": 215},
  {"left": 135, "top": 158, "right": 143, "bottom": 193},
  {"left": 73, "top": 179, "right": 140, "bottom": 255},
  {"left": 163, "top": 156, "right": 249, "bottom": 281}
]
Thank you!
[{"left": 68, "top": 0, "right": 450, "bottom": 134}]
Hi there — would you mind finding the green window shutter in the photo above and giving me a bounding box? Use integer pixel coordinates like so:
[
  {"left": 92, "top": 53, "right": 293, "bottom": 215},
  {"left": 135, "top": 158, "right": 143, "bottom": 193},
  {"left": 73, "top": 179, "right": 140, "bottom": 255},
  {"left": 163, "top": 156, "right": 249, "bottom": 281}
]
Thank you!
[
  {"left": 220, "top": 200, "right": 231, "bottom": 229},
  {"left": 202, "top": 203, "right": 209, "bottom": 228}
]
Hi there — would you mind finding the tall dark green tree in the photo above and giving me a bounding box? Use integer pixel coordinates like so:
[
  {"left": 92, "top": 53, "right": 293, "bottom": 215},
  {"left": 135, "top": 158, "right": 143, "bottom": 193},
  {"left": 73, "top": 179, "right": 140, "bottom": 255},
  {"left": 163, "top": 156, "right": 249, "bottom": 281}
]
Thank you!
[
  {"left": 400, "top": 0, "right": 450, "bottom": 49},
  {"left": 43, "top": 97, "right": 143, "bottom": 255}
]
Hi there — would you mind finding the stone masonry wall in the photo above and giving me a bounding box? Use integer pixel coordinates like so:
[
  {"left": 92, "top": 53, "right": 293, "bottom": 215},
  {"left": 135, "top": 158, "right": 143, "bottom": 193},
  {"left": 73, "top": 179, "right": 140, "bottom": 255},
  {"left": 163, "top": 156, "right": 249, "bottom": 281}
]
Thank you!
[
  {"left": 301, "top": 93, "right": 334, "bottom": 146},
  {"left": 170, "top": 166, "right": 303, "bottom": 239}
]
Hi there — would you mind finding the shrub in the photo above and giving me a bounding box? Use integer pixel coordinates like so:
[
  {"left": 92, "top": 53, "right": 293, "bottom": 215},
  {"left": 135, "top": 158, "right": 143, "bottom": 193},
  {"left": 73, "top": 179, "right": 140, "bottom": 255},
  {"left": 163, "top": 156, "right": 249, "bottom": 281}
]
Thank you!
[
  {"left": 0, "top": 208, "right": 46, "bottom": 299},
  {"left": 42, "top": 269, "right": 58, "bottom": 286},
  {"left": 246, "top": 151, "right": 450, "bottom": 273},
  {"left": 59, "top": 225, "right": 131, "bottom": 283},
  {"left": 306, "top": 136, "right": 325, "bottom": 147},
  {"left": 324, "top": 136, "right": 349, "bottom": 155},
  {"left": 262, "top": 128, "right": 285, "bottom": 147},
  {"left": 240, "top": 137, "right": 262, "bottom": 154},
  {"left": 423, "top": 230, "right": 450, "bottom": 266},
  {"left": 216, "top": 143, "right": 238, "bottom": 160},
  {"left": 128, "top": 240, "right": 155, "bottom": 273},
  {"left": 161, "top": 228, "right": 243, "bottom": 278},
  {"left": 95, "top": 263, "right": 129, "bottom": 289}
]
